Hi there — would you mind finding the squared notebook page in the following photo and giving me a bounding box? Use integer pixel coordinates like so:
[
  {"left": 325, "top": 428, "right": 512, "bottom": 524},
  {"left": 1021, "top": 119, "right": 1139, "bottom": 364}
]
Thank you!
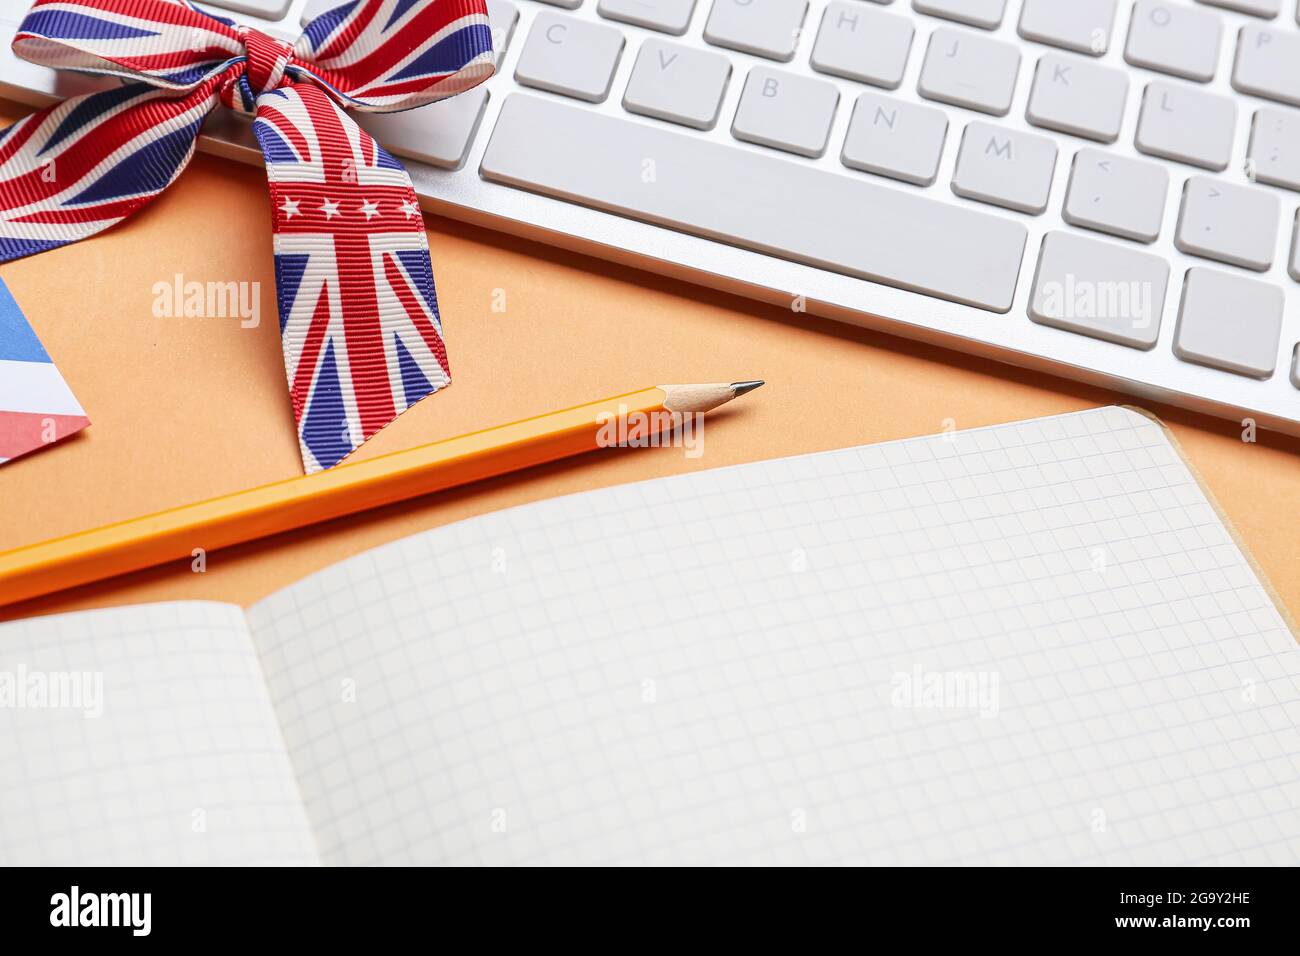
[
  {"left": 248, "top": 407, "right": 1300, "bottom": 866},
  {"left": 0, "top": 602, "right": 318, "bottom": 865}
]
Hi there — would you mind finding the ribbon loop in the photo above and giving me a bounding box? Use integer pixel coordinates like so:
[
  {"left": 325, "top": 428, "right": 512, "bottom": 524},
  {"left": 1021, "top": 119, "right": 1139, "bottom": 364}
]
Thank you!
[
  {"left": 241, "top": 27, "right": 295, "bottom": 99},
  {"left": 10, "top": 0, "right": 243, "bottom": 92},
  {"left": 0, "top": 0, "right": 493, "bottom": 472}
]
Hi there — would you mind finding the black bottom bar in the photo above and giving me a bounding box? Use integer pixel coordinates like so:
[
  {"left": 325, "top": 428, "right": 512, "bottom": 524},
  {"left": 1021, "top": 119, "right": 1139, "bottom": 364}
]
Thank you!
[{"left": 0, "top": 865, "right": 1293, "bottom": 944}]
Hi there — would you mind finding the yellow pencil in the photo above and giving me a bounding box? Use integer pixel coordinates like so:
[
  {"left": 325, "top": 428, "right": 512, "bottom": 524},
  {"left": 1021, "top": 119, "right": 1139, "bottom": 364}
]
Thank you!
[{"left": 0, "top": 381, "right": 764, "bottom": 608}]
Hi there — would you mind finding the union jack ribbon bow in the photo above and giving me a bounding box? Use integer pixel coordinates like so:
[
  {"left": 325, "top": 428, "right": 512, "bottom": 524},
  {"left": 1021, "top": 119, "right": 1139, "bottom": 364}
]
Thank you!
[{"left": 0, "top": 0, "right": 494, "bottom": 471}]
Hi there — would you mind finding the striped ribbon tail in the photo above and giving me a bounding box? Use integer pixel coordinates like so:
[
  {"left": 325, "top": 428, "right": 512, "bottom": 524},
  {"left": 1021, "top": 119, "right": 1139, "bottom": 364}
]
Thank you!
[{"left": 256, "top": 84, "right": 450, "bottom": 471}]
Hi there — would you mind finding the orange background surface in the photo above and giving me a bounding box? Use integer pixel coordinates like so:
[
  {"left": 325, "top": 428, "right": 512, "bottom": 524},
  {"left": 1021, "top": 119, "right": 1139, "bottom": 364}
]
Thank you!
[{"left": 1, "top": 99, "right": 1297, "bottom": 624}]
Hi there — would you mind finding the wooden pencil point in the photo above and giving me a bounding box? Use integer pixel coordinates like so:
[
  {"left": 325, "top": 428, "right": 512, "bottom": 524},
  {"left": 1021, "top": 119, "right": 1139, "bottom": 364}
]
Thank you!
[{"left": 659, "top": 381, "right": 765, "bottom": 414}]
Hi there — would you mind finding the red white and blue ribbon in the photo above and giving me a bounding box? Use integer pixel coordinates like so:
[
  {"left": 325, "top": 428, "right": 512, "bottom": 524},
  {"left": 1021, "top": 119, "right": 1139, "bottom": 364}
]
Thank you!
[{"left": 0, "top": 0, "right": 493, "bottom": 471}]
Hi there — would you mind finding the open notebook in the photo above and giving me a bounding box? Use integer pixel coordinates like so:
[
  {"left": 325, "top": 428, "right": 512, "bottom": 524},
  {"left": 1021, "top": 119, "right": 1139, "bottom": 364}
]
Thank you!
[{"left": 2, "top": 407, "right": 1297, "bottom": 865}]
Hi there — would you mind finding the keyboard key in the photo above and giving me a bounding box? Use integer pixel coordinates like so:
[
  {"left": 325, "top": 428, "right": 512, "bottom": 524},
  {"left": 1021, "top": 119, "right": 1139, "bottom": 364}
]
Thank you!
[
  {"left": 1174, "top": 269, "right": 1283, "bottom": 377},
  {"left": 1135, "top": 82, "right": 1236, "bottom": 171},
  {"left": 952, "top": 122, "right": 1058, "bottom": 214},
  {"left": 811, "top": 2, "right": 914, "bottom": 90},
  {"left": 1063, "top": 150, "right": 1168, "bottom": 243},
  {"left": 1292, "top": 212, "right": 1300, "bottom": 280},
  {"left": 486, "top": 0, "right": 521, "bottom": 59},
  {"left": 1029, "top": 231, "right": 1168, "bottom": 349},
  {"left": 482, "top": 94, "right": 1029, "bottom": 311},
  {"left": 514, "top": 13, "right": 625, "bottom": 103},
  {"left": 598, "top": 0, "right": 698, "bottom": 35},
  {"left": 1174, "top": 177, "right": 1279, "bottom": 272},
  {"left": 1197, "top": 0, "right": 1280, "bottom": 16},
  {"left": 841, "top": 92, "right": 948, "bottom": 186},
  {"left": 918, "top": 29, "right": 1020, "bottom": 117},
  {"left": 357, "top": 90, "right": 489, "bottom": 169},
  {"left": 624, "top": 40, "right": 731, "bottom": 130},
  {"left": 1292, "top": 343, "right": 1300, "bottom": 389},
  {"left": 1125, "top": 0, "right": 1222, "bottom": 82},
  {"left": 704, "top": 0, "right": 808, "bottom": 62},
  {"left": 1026, "top": 54, "right": 1128, "bottom": 143},
  {"left": 1248, "top": 109, "right": 1300, "bottom": 191},
  {"left": 912, "top": 0, "right": 1006, "bottom": 30},
  {"left": 301, "top": 0, "right": 338, "bottom": 24},
  {"left": 534, "top": 0, "right": 584, "bottom": 8},
  {"left": 1232, "top": 26, "right": 1300, "bottom": 108},
  {"left": 732, "top": 67, "right": 839, "bottom": 157},
  {"left": 201, "top": 0, "right": 291, "bottom": 17},
  {"left": 1018, "top": 0, "right": 1117, "bottom": 56}
]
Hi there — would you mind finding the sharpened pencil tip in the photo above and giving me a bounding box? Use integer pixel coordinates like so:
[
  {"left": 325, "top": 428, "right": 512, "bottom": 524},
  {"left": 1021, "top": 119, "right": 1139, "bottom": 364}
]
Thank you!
[{"left": 659, "top": 382, "right": 766, "bottom": 413}]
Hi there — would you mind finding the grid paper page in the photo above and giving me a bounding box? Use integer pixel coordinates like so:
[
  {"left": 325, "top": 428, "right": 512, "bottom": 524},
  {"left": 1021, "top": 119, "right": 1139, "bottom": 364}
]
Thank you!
[
  {"left": 0, "top": 602, "right": 318, "bottom": 865},
  {"left": 248, "top": 407, "right": 1300, "bottom": 865}
]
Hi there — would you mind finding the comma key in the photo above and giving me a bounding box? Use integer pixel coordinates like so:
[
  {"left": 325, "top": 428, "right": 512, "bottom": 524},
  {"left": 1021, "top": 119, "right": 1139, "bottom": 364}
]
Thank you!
[{"left": 1063, "top": 149, "right": 1168, "bottom": 244}]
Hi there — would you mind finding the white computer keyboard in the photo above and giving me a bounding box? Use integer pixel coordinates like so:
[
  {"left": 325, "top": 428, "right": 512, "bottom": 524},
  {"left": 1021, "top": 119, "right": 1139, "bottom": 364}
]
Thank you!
[{"left": 4, "top": 0, "right": 1300, "bottom": 434}]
